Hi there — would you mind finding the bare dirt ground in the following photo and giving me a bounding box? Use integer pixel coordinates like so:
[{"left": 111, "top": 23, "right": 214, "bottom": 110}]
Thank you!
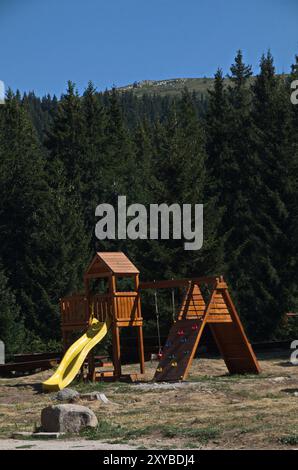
[{"left": 0, "top": 351, "right": 298, "bottom": 450}]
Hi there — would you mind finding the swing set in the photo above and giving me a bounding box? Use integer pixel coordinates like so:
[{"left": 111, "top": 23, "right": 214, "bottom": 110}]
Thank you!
[
  {"left": 57, "top": 252, "right": 260, "bottom": 384},
  {"left": 153, "top": 281, "right": 181, "bottom": 360},
  {"left": 140, "top": 276, "right": 260, "bottom": 381}
]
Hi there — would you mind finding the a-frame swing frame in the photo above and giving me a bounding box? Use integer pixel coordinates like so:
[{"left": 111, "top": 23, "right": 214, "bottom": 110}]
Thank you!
[{"left": 140, "top": 276, "right": 260, "bottom": 381}]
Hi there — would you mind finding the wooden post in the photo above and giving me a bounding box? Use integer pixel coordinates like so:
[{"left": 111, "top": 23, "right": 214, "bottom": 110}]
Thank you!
[
  {"left": 84, "top": 277, "right": 95, "bottom": 381},
  {"left": 109, "top": 274, "right": 121, "bottom": 379},
  {"left": 62, "top": 331, "right": 67, "bottom": 353},
  {"left": 137, "top": 326, "right": 145, "bottom": 374},
  {"left": 112, "top": 325, "right": 121, "bottom": 378},
  {"left": 135, "top": 274, "right": 145, "bottom": 374}
]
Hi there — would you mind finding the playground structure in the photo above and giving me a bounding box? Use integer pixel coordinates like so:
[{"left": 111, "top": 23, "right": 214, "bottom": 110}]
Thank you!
[
  {"left": 140, "top": 277, "right": 260, "bottom": 381},
  {"left": 42, "top": 252, "right": 260, "bottom": 391},
  {"left": 43, "top": 252, "right": 144, "bottom": 390}
]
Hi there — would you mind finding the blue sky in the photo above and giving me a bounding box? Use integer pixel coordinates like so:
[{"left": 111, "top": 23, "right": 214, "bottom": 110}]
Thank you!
[{"left": 0, "top": 0, "right": 297, "bottom": 97}]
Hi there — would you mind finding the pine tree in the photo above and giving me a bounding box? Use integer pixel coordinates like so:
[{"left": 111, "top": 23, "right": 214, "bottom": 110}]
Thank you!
[
  {"left": 81, "top": 81, "right": 108, "bottom": 250},
  {"left": 45, "top": 82, "right": 91, "bottom": 304},
  {"left": 205, "top": 69, "right": 230, "bottom": 194},
  {"left": 0, "top": 266, "right": 25, "bottom": 355},
  {"left": 46, "top": 81, "right": 85, "bottom": 193},
  {"left": 288, "top": 56, "right": 298, "bottom": 315},
  {"left": 103, "top": 88, "right": 136, "bottom": 202},
  {"left": 0, "top": 90, "right": 62, "bottom": 341},
  {"left": 149, "top": 89, "right": 223, "bottom": 278},
  {"left": 240, "top": 52, "right": 293, "bottom": 337}
]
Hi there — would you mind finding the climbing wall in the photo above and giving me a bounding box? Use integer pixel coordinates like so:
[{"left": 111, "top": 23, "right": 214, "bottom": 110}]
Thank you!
[
  {"left": 154, "top": 283, "right": 206, "bottom": 382},
  {"left": 153, "top": 318, "right": 205, "bottom": 381}
]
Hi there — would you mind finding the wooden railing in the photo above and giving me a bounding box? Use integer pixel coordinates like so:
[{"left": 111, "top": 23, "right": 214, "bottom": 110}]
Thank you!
[
  {"left": 60, "top": 294, "right": 88, "bottom": 327},
  {"left": 93, "top": 294, "right": 113, "bottom": 322},
  {"left": 114, "top": 292, "right": 141, "bottom": 321},
  {"left": 60, "top": 291, "right": 142, "bottom": 326}
]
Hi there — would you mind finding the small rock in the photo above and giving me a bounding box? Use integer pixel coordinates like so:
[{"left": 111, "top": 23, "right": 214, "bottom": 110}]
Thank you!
[
  {"left": 41, "top": 404, "right": 98, "bottom": 433},
  {"left": 273, "top": 377, "right": 287, "bottom": 382},
  {"left": 33, "top": 432, "right": 65, "bottom": 439},
  {"left": 12, "top": 432, "right": 64, "bottom": 439},
  {"left": 11, "top": 432, "right": 32, "bottom": 438},
  {"left": 69, "top": 395, "right": 81, "bottom": 403},
  {"left": 80, "top": 392, "right": 102, "bottom": 401},
  {"left": 54, "top": 388, "right": 80, "bottom": 402},
  {"left": 80, "top": 392, "right": 111, "bottom": 403}
]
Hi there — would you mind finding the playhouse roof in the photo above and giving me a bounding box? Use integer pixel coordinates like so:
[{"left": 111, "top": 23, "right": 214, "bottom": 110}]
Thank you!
[{"left": 84, "top": 252, "right": 139, "bottom": 278}]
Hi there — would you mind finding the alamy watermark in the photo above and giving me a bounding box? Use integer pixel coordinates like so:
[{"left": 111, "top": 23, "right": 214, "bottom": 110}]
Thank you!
[
  {"left": 290, "top": 80, "right": 298, "bottom": 105},
  {"left": 95, "top": 196, "right": 203, "bottom": 251},
  {"left": 0, "top": 80, "right": 5, "bottom": 105}
]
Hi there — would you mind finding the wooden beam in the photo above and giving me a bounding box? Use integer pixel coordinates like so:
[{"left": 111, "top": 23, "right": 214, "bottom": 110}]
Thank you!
[
  {"left": 84, "top": 272, "right": 112, "bottom": 279},
  {"left": 139, "top": 277, "right": 220, "bottom": 290}
]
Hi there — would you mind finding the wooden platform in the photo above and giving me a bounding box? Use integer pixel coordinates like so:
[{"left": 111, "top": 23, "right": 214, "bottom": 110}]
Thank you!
[
  {"left": 95, "top": 371, "right": 143, "bottom": 382},
  {"left": 0, "top": 358, "right": 58, "bottom": 375}
]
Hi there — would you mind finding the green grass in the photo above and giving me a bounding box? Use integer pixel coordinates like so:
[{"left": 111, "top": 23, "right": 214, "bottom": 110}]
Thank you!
[
  {"left": 79, "top": 419, "right": 221, "bottom": 445},
  {"left": 184, "top": 442, "right": 203, "bottom": 449},
  {"left": 80, "top": 420, "right": 155, "bottom": 441},
  {"left": 118, "top": 77, "right": 221, "bottom": 98},
  {"left": 254, "top": 413, "right": 266, "bottom": 421},
  {"left": 264, "top": 393, "right": 282, "bottom": 400},
  {"left": 117, "top": 76, "right": 263, "bottom": 98},
  {"left": 15, "top": 444, "right": 35, "bottom": 449},
  {"left": 161, "top": 425, "right": 221, "bottom": 443},
  {"left": 278, "top": 434, "right": 298, "bottom": 445},
  {"left": 72, "top": 380, "right": 116, "bottom": 393}
]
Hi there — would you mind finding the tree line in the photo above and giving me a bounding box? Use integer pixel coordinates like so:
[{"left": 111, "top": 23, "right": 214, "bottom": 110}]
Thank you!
[{"left": 0, "top": 50, "right": 298, "bottom": 354}]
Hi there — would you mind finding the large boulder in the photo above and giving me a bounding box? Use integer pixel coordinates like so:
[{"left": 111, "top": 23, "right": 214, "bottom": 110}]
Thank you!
[{"left": 41, "top": 404, "right": 98, "bottom": 433}]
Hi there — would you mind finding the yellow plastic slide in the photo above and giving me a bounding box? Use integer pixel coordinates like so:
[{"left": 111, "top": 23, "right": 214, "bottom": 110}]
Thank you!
[{"left": 42, "top": 317, "right": 111, "bottom": 392}]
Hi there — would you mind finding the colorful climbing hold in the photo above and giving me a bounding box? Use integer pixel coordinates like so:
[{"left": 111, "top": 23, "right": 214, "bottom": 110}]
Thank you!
[
  {"left": 165, "top": 341, "right": 172, "bottom": 348},
  {"left": 157, "top": 367, "right": 163, "bottom": 372},
  {"left": 177, "top": 329, "right": 185, "bottom": 336},
  {"left": 191, "top": 324, "right": 199, "bottom": 331},
  {"left": 180, "top": 337, "right": 187, "bottom": 343},
  {"left": 171, "top": 361, "right": 178, "bottom": 367}
]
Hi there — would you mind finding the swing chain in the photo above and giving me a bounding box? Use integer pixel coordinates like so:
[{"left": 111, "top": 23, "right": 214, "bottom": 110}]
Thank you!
[
  {"left": 154, "top": 289, "right": 162, "bottom": 353},
  {"left": 171, "top": 286, "right": 176, "bottom": 322}
]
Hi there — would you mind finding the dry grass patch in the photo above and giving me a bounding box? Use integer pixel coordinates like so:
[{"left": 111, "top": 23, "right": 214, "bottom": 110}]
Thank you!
[{"left": 0, "top": 352, "right": 297, "bottom": 449}]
